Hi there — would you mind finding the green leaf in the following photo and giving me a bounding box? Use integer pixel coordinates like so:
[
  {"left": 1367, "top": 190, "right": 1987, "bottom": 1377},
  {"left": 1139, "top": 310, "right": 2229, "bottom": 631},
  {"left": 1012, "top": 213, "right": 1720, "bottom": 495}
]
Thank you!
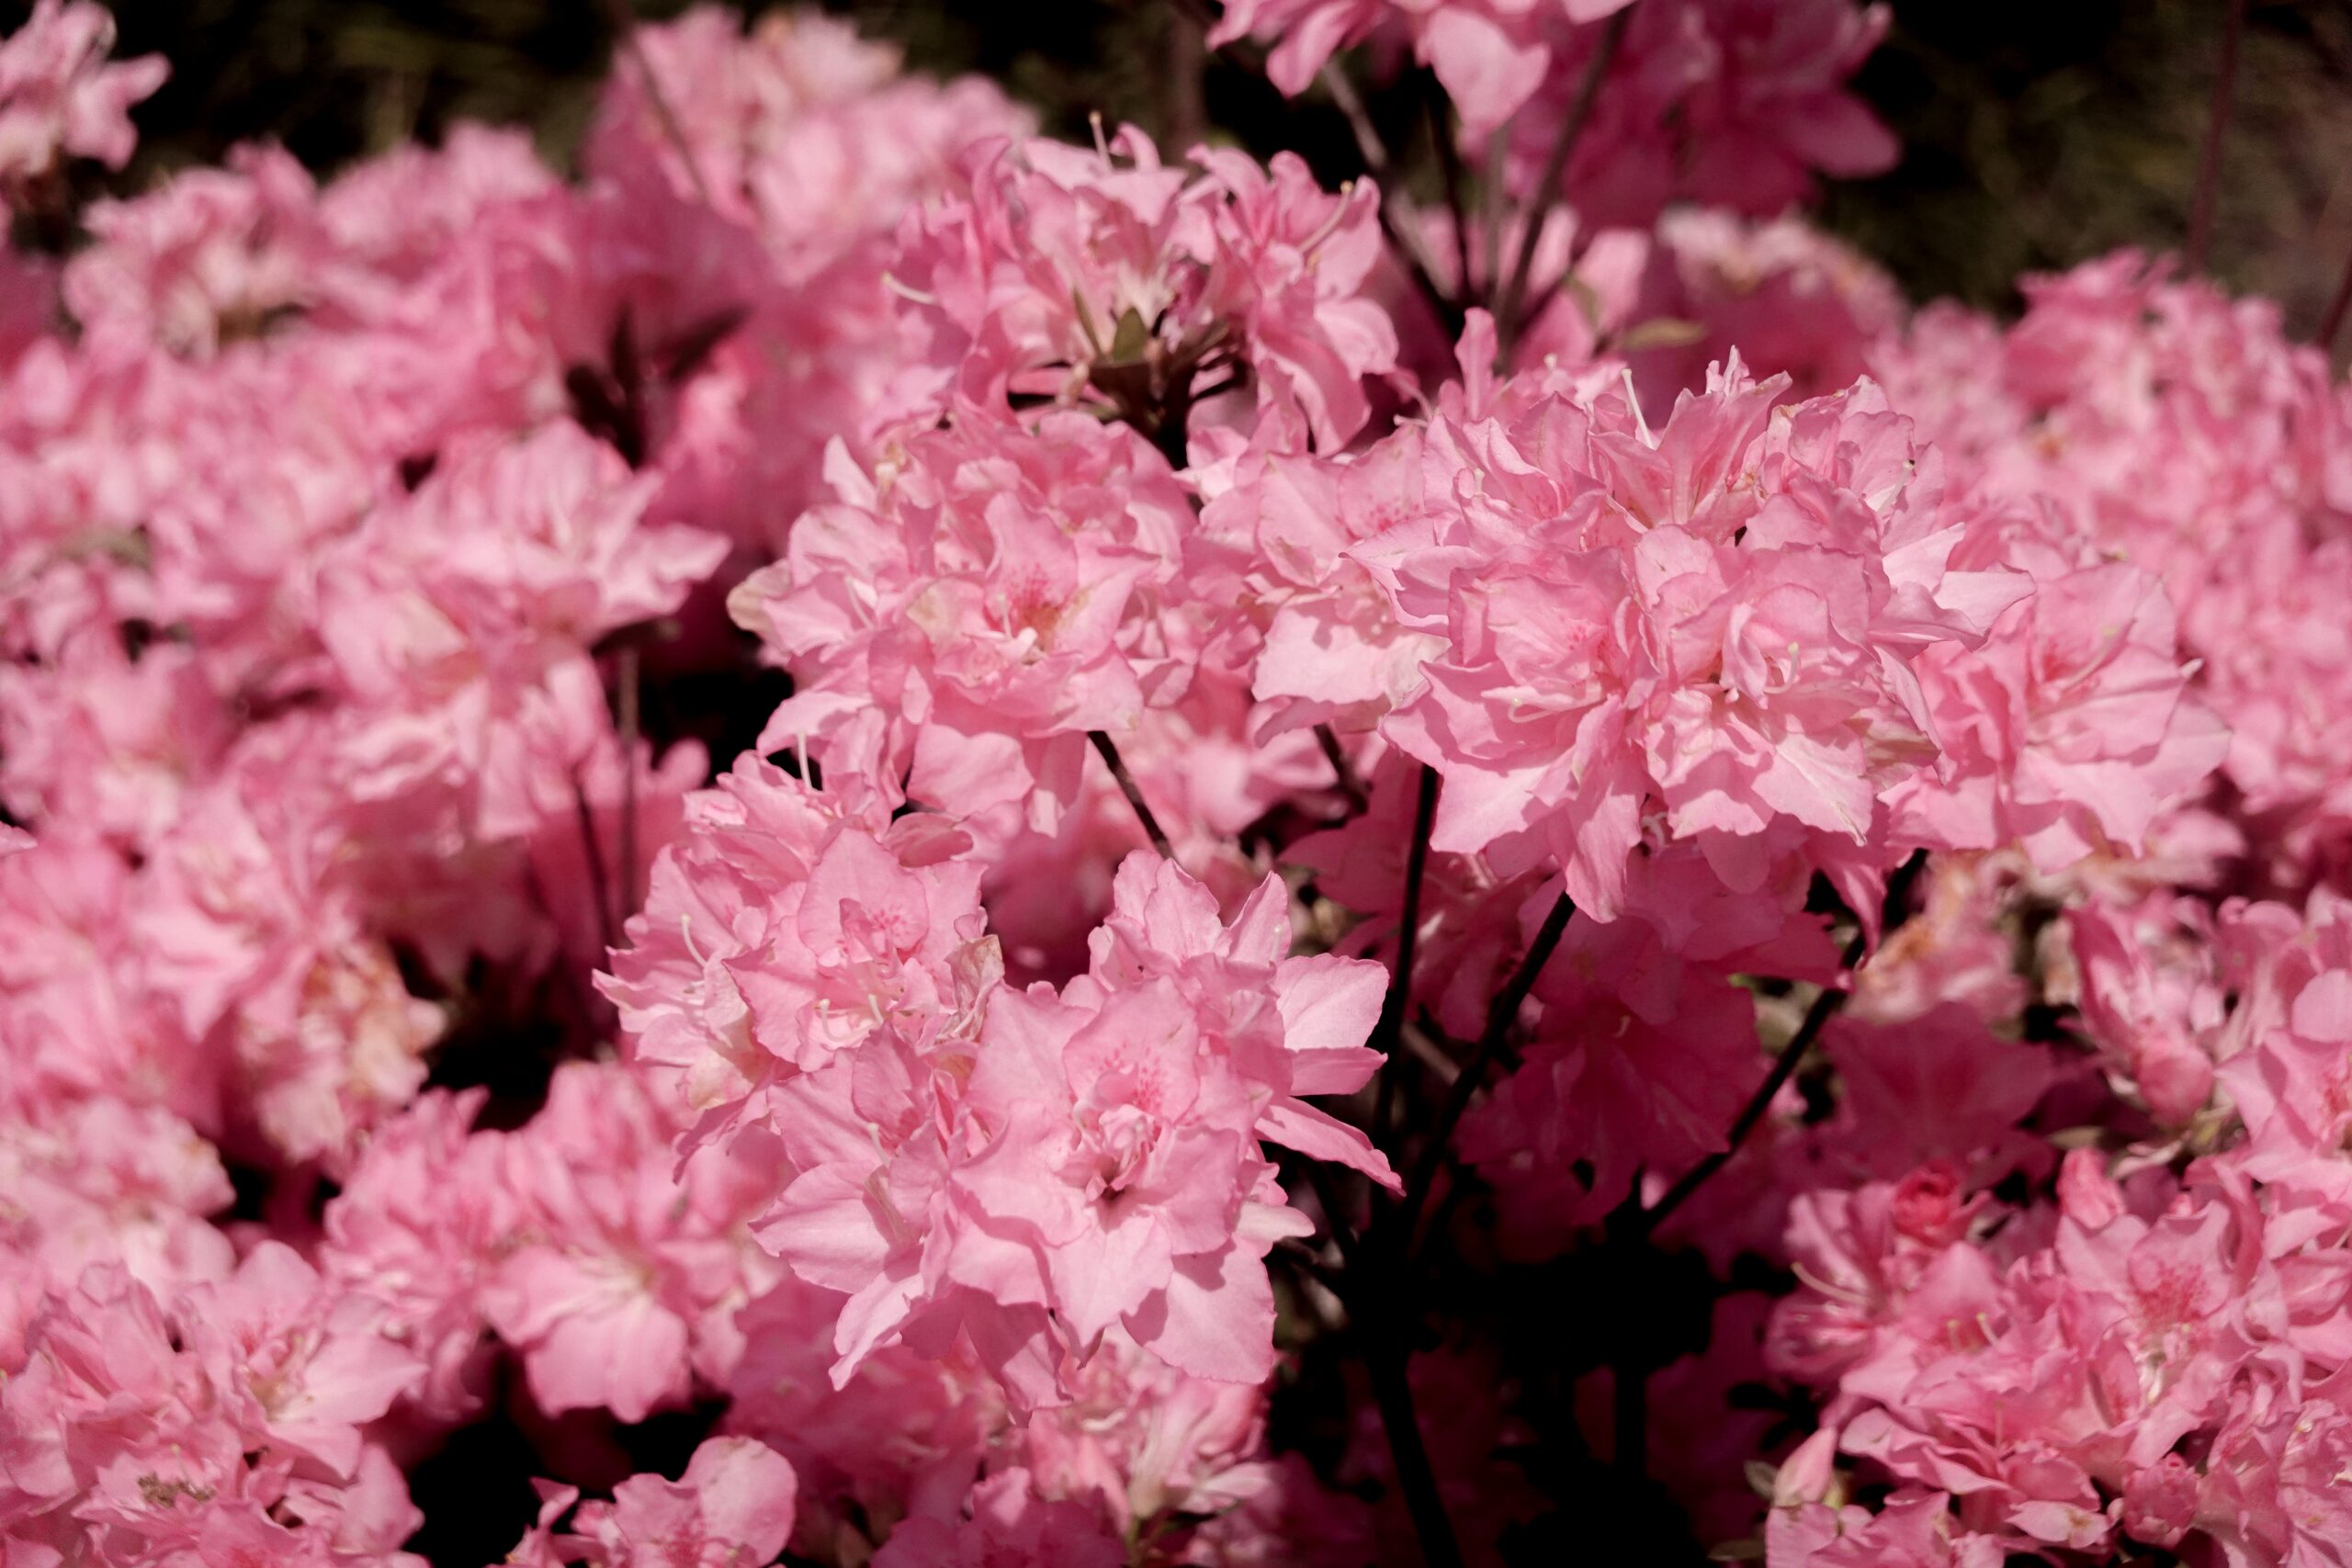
[{"left": 1108, "top": 306, "right": 1151, "bottom": 365}]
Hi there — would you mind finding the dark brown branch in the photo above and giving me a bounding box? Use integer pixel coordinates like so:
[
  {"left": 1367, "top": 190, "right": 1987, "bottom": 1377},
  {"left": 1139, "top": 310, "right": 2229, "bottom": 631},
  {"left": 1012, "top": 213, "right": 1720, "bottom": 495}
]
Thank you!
[
  {"left": 570, "top": 773, "right": 619, "bottom": 958},
  {"left": 1318, "top": 62, "right": 1461, "bottom": 333},
  {"left": 1633, "top": 851, "right": 1928, "bottom": 1238},
  {"left": 1339, "top": 890, "right": 1574, "bottom": 1568},
  {"left": 1396, "top": 889, "right": 1575, "bottom": 1252},
  {"left": 2320, "top": 239, "right": 2352, "bottom": 354},
  {"left": 1301, "top": 1158, "right": 1363, "bottom": 1271},
  {"left": 521, "top": 861, "right": 606, "bottom": 1032},
  {"left": 1088, "top": 729, "right": 1174, "bottom": 858},
  {"left": 1364, "top": 1338, "right": 1465, "bottom": 1568},
  {"left": 1164, "top": 2, "right": 1209, "bottom": 150},
  {"left": 616, "top": 642, "right": 642, "bottom": 924},
  {"left": 1426, "top": 73, "right": 1475, "bottom": 299},
  {"left": 1372, "top": 764, "right": 1442, "bottom": 1142},
  {"left": 1611, "top": 853, "right": 1928, "bottom": 1483},
  {"left": 1635, "top": 976, "right": 1847, "bottom": 1239},
  {"left": 1313, "top": 722, "right": 1372, "bottom": 817},
  {"left": 597, "top": 0, "right": 715, "bottom": 209},
  {"left": 1495, "top": 8, "right": 1630, "bottom": 357},
  {"left": 1295, "top": 1160, "right": 1463, "bottom": 1568},
  {"left": 2186, "top": 0, "right": 2247, "bottom": 274},
  {"left": 1320, "top": 57, "right": 1391, "bottom": 175},
  {"left": 1478, "top": 129, "right": 1510, "bottom": 316}
]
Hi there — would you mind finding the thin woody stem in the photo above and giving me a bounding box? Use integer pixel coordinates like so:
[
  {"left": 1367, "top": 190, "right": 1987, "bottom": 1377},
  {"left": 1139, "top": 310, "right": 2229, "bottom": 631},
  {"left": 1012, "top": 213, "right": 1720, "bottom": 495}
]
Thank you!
[
  {"left": 1320, "top": 58, "right": 1391, "bottom": 175},
  {"left": 1634, "top": 973, "right": 1849, "bottom": 1242},
  {"left": 1346, "top": 886, "right": 1577, "bottom": 1568},
  {"left": 1634, "top": 850, "right": 1928, "bottom": 1239},
  {"left": 571, "top": 773, "right": 619, "bottom": 957},
  {"left": 1479, "top": 127, "right": 1510, "bottom": 309},
  {"left": 1164, "top": 2, "right": 1209, "bottom": 149},
  {"left": 1426, "top": 73, "right": 1474, "bottom": 298},
  {"left": 2320, "top": 240, "right": 2352, "bottom": 353},
  {"left": 1365, "top": 1338, "right": 1465, "bottom": 1568},
  {"left": 522, "top": 861, "right": 605, "bottom": 1030},
  {"left": 599, "top": 0, "right": 716, "bottom": 209},
  {"left": 1319, "top": 62, "right": 1461, "bottom": 332},
  {"left": 1611, "top": 853, "right": 1927, "bottom": 1483},
  {"left": 2186, "top": 0, "right": 2246, "bottom": 274},
  {"left": 1606, "top": 964, "right": 1849, "bottom": 1490},
  {"left": 1313, "top": 723, "right": 1372, "bottom": 816},
  {"left": 1299, "top": 1141, "right": 1463, "bottom": 1568},
  {"left": 1608, "top": 970, "right": 1844, "bottom": 1491},
  {"left": 1088, "top": 729, "right": 1174, "bottom": 858},
  {"left": 1372, "top": 764, "right": 1442, "bottom": 1142},
  {"left": 1495, "top": 7, "right": 1629, "bottom": 356},
  {"left": 1396, "top": 888, "right": 1575, "bottom": 1254},
  {"left": 616, "top": 642, "right": 642, "bottom": 924}
]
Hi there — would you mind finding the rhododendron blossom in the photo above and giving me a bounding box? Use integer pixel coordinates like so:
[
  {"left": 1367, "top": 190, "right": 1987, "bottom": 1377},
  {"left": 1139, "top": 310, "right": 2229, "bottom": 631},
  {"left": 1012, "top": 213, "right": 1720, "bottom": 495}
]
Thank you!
[
  {"left": 1209, "top": 1, "right": 1637, "bottom": 137},
  {"left": 888, "top": 125, "right": 1399, "bottom": 455},
  {"left": 747, "top": 852, "right": 1392, "bottom": 1405},
  {"left": 601, "top": 752, "right": 993, "bottom": 1134},
  {"left": 730, "top": 412, "right": 1196, "bottom": 839},
  {"left": 6, "top": 2, "right": 2349, "bottom": 1563},
  {"left": 1362, "top": 348, "right": 2027, "bottom": 917},
  {"left": 0, "top": 0, "right": 165, "bottom": 190}
]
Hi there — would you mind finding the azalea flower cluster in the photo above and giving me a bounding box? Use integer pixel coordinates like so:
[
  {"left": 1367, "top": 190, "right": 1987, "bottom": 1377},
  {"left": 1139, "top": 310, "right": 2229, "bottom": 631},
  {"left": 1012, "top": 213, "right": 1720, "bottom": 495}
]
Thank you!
[{"left": 2, "top": 2, "right": 2347, "bottom": 1564}]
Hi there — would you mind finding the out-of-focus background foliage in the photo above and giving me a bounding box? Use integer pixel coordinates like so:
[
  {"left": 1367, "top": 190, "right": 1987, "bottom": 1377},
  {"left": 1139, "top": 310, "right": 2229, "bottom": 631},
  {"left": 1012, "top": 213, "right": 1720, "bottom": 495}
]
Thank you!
[{"left": 23, "top": 0, "right": 2352, "bottom": 350}]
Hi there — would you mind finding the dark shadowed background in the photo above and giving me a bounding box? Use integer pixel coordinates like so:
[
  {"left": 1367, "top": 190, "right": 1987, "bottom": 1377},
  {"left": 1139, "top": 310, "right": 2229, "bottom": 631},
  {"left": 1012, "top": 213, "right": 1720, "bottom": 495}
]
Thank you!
[{"left": 23, "top": 2, "right": 2352, "bottom": 353}]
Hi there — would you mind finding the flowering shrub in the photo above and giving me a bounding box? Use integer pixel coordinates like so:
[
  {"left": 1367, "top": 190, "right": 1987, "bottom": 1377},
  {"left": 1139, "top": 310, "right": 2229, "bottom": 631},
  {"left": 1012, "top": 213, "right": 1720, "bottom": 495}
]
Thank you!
[{"left": 0, "top": 3, "right": 2346, "bottom": 1565}]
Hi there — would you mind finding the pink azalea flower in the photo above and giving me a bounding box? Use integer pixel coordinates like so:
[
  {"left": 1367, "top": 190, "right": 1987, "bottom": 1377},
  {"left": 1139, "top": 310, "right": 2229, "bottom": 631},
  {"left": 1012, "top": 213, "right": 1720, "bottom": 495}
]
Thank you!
[
  {"left": 1489, "top": 0, "right": 1895, "bottom": 232},
  {"left": 584, "top": 6, "right": 1029, "bottom": 250},
  {"left": 721, "top": 1276, "right": 1005, "bottom": 1557},
  {"left": 0, "top": 1094, "right": 232, "bottom": 1374},
  {"left": 64, "top": 143, "right": 332, "bottom": 359},
  {"left": 176, "top": 1242, "right": 424, "bottom": 1481},
  {"left": 0, "top": 242, "right": 55, "bottom": 370},
  {"left": 0, "top": 1, "right": 167, "bottom": 187},
  {"left": 1887, "top": 513, "right": 2228, "bottom": 874},
  {"left": 1460, "top": 886, "right": 1781, "bottom": 1237},
  {"left": 1766, "top": 1489, "right": 2007, "bottom": 1567},
  {"left": 1374, "top": 355, "right": 2012, "bottom": 918},
  {"left": 759, "top": 854, "right": 1385, "bottom": 1404},
  {"left": 483, "top": 1061, "right": 778, "bottom": 1424},
  {"left": 0, "top": 632, "right": 234, "bottom": 850},
  {"left": 731, "top": 414, "right": 1193, "bottom": 839},
  {"left": 1628, "top": 209, "right": 1904, "bottom": 416},
  {"left": 0, "top": 831, "right": 218, "bottom": 1126},
  {"left": 12, "top": 4, "right": 2352, "bottom": 1558},
  {"left": 318, "top": 421, "right": 723, "bottom": 847},
  {"left": 133, "top": 761, "right": 444, "bottom": 1171},
  {"left": 317, "top": 1089, "right": 510, "bottom": 1421},
  {"left": 566, "top": 1438, "right": 797, "bottom": 1568},
  {"left": 1188, "top": 417, "right": 1449, "bottom": 740},
  {"left": 2067, "top": 893, "right": 2227, "bottom": 1128},
  {"left": 0, "top": 1261, "right": 424, "bottom": 1565},
  {"left": 890, "top": 127, "right": 1397, "bottom": 452},
  {"left": 871, "top": 1467, "right": 1124, "bottom": 1568},
  {"left": 1208, "top": 1, "right": 1635, "bottom": 137},
  {"left": 602, "top": 752, "right": 994, "bottom": 1142},
  {"left": 1879, "top": 252, "right": 2352, "bottom": 893},
  {"left": 980, "top": 666, "right": 1330, "bottom": 983}
]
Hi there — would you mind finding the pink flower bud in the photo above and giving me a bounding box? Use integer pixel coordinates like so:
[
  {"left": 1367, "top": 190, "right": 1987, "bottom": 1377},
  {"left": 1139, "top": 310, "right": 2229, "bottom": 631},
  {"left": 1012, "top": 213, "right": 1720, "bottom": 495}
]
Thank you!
[{"left": 2121, "top": 1454, "right": 2199, "bottom": 1549}]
